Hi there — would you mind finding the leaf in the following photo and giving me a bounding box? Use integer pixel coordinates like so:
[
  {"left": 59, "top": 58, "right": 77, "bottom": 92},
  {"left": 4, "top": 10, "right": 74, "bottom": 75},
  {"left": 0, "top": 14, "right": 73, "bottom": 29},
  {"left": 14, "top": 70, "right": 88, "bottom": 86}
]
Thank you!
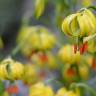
[{"left": 0, "top": 80, "right": 5, "bottom": 94}]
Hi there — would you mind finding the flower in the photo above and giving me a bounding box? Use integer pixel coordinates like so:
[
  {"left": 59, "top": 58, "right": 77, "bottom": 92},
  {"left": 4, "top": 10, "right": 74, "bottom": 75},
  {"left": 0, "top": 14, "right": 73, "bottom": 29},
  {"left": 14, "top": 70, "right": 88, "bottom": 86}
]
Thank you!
[
  {"left": 29, "top": 82, "right": 54, "bottom": 96},
  {"left": 0, "top": 58, "right": 24, "bottom": 80},
  {"left": 17, "top": 26, "right": 56, "bottom": 57},
  {"left": 62, "top": 8, "right": 96, "bottom": 54},
  {"left": 31, "top": 51, "right": 58, "bottom": 70},
  {"left": 58, "top": 45, "right": 81, "bottom": 64},
  {"left": 23, "top": 64, "right": 38, "bottom": 85},
  {"left": 56, "top": 87, "right": 80, "bottom": 96}
]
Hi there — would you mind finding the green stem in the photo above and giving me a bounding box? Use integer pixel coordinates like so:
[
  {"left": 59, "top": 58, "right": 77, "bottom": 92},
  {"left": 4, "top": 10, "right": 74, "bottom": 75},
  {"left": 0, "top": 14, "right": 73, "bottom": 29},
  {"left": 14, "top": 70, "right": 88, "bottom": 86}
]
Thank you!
[
  {"left": 22, "top": 16, "right": 29, "bottom": 27},
  {"left": 83, "top": 33, "right": 96, "bottom": 43},
  {"left": 0, "top": 80, "right": 5, "bottom": 95},
  {"left": 87, "top": 6, "right": 96, "bottom": 11},
  {"left": 79, "top": 5, "right": 96, "bottom": 13},
  {"left": 11, "top": 40, "right": 25, "bottom": 57},
  {"left": 45, "top": 77, "right": 63, "bottom": 85},
  {"left": 72, "top": 64, "right": 81, "bottom": 81},
  {"left": 10, "top": 28, "right": 33, "bottom": 57},
  {"left": 10, "top": 8, "right": 33, "bottom": 57},
  {"left": 70, "top": 83, "right": 96, "bottom": 96}
]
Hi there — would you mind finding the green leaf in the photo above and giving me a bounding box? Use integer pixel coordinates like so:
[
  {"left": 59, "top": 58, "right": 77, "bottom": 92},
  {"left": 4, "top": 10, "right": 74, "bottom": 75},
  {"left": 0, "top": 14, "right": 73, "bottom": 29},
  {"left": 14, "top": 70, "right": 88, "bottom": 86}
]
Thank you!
[
  {"left": 0, "top": 80, "right": 5, "bottom": 94},
  {"left": 70, "top": 83, "right": 96, "bottom": 96},
  {"left": 87, "top": 6, "right": 96, "bottom": 11}
]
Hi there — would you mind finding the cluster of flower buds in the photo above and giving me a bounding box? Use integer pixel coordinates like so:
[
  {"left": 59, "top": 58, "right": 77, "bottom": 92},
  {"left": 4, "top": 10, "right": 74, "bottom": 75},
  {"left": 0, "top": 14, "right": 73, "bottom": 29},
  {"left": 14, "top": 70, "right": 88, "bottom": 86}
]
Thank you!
[
  {"left": 0, "top": 58, "right": 24, "bottom": 80},
  {"left": 58, "top": 45, "right": 90, "bottom": 82},
  {"left": 58, "top": 45, "right": 81, "bottom": 64},
  {"left": 17, "top": 26, "right": 56, "bottom": 57},
  {"left": 0, "top": 58, "right": 38, "bottom": 84},
  {"left": 31, "top": 51, "right": 58, "bottom": 70},
  {"left": 29, "top": 82, "right": 80, "bottom": 96}
]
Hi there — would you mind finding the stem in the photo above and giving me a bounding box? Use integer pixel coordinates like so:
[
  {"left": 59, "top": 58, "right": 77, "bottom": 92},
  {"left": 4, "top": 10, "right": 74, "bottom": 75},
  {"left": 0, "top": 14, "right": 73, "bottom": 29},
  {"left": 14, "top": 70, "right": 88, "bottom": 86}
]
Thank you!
[
  {"left": 87, "top": 6, "right": 96, "bottom": 11},
  {"left": 83, "top": 33, "right": 96, "bottom": 43},
  {"left": 22, "top": 16, "right": 30, "bottom": 27},
  {"left": 45, "top": 77, "right": 62, "bottom": 86},
  {"left": 72, "top": 64, "right": 81, "bottom": 81},
  {"left": 10, "top": 28, "right": 33, "bottom": 57},
  {"left": 70, "top": 83, "right": 96, "bottom": 96},
  {"left": 0, "top": 80, "right": 5, "bottom": 95},
  {"left": 79, "top": 6, "right": 96, "bottom": 12},
  {"left": 10, "top": 7, "right": 33, "bottom": 57},
  {"left": 11, "top": 40, "right": 25, "bottom": 57}
]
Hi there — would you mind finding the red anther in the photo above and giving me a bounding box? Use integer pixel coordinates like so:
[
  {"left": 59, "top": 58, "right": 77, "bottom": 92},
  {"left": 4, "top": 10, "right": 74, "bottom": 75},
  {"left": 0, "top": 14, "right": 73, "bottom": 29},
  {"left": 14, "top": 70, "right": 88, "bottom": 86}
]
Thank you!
[
  {"left": 83, "top": 41, "right": 88, "bottom": 52},
  {"left": 73, "top": 44, "right": 78, "bottom": 54},
  {"left": 92, "top": 58, "right": 96, "bottom": 71},
  {"left": 79, "top": 45, "right": 84, "bottom": 54},
  {"left": 7, "top": 85, "right": 19, "bottom": 94},
  {"left": 39, "top": 54, "right": 48, "bottom": 62},
  {"left": 79, "top": 42, "right": 88, "bottom": 54},
  {"left": 67, "top": 68, "right": 76, "bottom": 77}
]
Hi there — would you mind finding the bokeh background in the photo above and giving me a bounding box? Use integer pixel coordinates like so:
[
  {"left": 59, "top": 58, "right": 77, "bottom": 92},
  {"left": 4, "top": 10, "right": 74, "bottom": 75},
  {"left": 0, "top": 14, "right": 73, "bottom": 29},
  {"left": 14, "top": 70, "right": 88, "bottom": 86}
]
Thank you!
[{"left": 0, "top": 0, "right": 96, "bottom": 96}]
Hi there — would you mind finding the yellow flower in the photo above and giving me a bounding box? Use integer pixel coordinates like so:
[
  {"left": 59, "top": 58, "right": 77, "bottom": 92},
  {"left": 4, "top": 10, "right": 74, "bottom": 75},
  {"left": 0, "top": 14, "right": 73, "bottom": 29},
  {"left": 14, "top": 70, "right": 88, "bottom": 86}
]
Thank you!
[
  {"left": 45, "top": 86, "right": 55, "bottom": 96},
  {"left": 56, "top": 87, "right": 80, "bottom": 96},
  {"left": 30, "top": 52, "right": 46, "bottom": 67},
  {"left": 8, "top": 61, "right": 24, "bottom": 80},
  {"left": 0, "top": 58, "right": 14, "bottom": 80},
  {"left": 58, "top": 45, "right": 81, "bottom": 64},
  {"left": 47, "top": 52, "right": 58, "bottom": 70},
  {"left": 78, "top": 63, "right": 89, "bottom": 80},
  {"left": 0, "top": 58, "right": 24, "bottom": 80},
  {"left": 0, "top": 64, "right": 8, "bottom": 80},
  {"left": 66, "top": 91, "right": 79, "bottom": 96},
  {"left": 87, "top": 39, "right": 96, "bottom": 53},
  {"left": 82, "top": 0, "right": 93, "bottom": 7},
  {"left": 31, "top": 52, "right": 58, "bottom": 70},
  {"left": 84, "top": 55, "right": 93, "bottom": 67},
  {"left": 55, "top": 87, "right": 67, "bottom": 96},
  {"left": 62, "top": 65, "right": 77, "bottom": 82},
  {"left": 29, "top": 82, "right": 54, "bottom": 96},
  {"left": 23, "top": 64, "right": 38, "bottom": 84},
  {"left": 17, "top": 26, "right": 56, "bottom": 57},
  {"left": 62, "top": 8, "right": 96, "bottom": 54},
  {"left": 62, "top": 8, "right": 96, "bottom": 38}
]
